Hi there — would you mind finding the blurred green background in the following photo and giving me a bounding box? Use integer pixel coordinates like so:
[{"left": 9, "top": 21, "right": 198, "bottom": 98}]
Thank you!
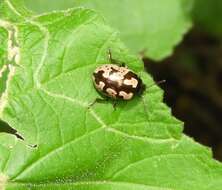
[
  {"left": 22, "top": 0, "right": 222, "bottom": 160},
  {"left": 145, "top": 0, "right": 222, "bottom": 160}
]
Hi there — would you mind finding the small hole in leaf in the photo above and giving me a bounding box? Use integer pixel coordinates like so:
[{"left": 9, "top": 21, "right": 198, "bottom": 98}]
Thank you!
[{"left": 28, "top": 144, "right": 38, "bottom": 148}]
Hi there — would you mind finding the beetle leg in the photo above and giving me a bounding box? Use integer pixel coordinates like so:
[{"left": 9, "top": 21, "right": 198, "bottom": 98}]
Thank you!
[
  {"left": 119, "top": 62, "right": 126, "bottom": 67},
  {"left": 88, "top": 97, "right": 118, "bottom": 111},
  {"left": 112, "top": 100, "right": 118, "bottom": 110},
  {"left": 88, "top": 97, "right": 109, "bottom": 108}
]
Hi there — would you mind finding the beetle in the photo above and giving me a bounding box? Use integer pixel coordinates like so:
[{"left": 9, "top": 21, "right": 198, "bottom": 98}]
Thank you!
[{"left": 92, "top": 49, "right": 145, "bottom": 102}]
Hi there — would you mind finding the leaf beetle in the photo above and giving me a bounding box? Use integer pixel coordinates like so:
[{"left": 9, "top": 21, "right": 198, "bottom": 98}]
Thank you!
[{"left": 92, "top": 50, "right": 145, "bottom": 101}]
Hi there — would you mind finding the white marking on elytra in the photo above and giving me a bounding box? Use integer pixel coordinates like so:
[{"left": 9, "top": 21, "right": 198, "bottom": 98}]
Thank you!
[
  {"left": 102, "top": 67, "right": 112, "bottom": 78},
  {"left": 109, "top": 72, "right": 123, "bottom": 86},
  {"left": 95, "top": 64, "right": 130, "bottom": 79},
  {"left": 106, "top": 88, "right": 117, "bottom": 98},
  {"left": 119, "top": 91, "right": 133, "bottom": 100},
  {"left": 123, "top": 78, "right": 138, "bottom": 88},
  {"left": 95, "top": 81, "right": 105, "bottom": 91}
]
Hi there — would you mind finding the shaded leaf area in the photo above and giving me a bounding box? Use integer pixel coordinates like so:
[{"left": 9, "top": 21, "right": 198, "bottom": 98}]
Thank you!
[
  {"left": 23, "top": 0, "right": 193, "bottom": 60},
  {"left": 0, "top": 120, "right": 24, "bottom": 140},
  {"left": 0, "top": 27, "right": 8, "bottom": 67},
  {"left": 145, "top": 28, "right": 222, "bottom": 161},
  {"left": 0, "top": 66, "right": 9, "bottom": 97},
  {"left": 192, "top": 0, "right": 222, "bottom": 38},
  {"left": 0, "top": 1, "right": 222, "bottom": 190},
  {"left": 0, "top": 27, "right": 8, "bottom": 96}
]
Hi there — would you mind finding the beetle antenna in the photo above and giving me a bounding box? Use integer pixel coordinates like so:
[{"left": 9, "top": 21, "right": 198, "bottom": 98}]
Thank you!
[{"left": 147, "top": 79, "right": 166, "bottom": 89}]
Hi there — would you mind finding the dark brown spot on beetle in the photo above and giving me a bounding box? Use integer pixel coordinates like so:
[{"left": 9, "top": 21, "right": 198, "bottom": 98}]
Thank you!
[
  {"left": 93, "top": 70, "right": 105, "bottom": 85},
  {"left": 124, "top": 71, "right": 138, "bottom": 80},
  {"left": 111, "top": 66, "right": 119, "bottom": 73}
]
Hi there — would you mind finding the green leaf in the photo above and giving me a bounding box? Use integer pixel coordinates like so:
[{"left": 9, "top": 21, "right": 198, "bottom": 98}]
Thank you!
[
  {"left": 192, "top": 0, "right": 222, "bottom": 38},
  {"left": 24, "top": 0, "right": 76, "bottom": 13},
  {"left": 0, "top": 0, "right": 222, "bottom": 190},
  {"left": 0, "top": 27, "right": 8, "bottom": 67},
  {"left": 23, "top": 0, "right": 193, "bottom": 60},
  {"left": 0, "top": 27, "right": 9, "bottom": 95}
]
